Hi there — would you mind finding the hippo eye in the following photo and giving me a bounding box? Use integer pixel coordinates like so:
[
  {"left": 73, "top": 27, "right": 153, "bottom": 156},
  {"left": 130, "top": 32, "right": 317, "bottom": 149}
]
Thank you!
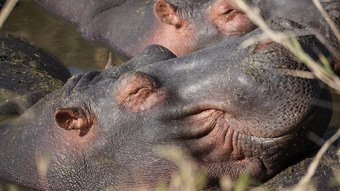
[
  {"left": 55, "top": 107, "right": 93, "bottom": 136},
  {"left": 115, "top": 72, "right": 166, "bottom": 112},
  {"left": 223, "top": 9, "right": 235, "bottom": 15}
]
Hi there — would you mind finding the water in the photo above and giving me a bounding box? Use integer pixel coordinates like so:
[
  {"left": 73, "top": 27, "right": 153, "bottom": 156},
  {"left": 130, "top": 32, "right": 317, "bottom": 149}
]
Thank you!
[{"left": 0, "top": 0, "right": 127, "bottom": 72}]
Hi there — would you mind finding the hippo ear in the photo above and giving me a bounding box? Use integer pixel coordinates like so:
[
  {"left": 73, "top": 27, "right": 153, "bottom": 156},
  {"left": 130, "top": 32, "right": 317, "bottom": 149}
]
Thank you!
[
  {"left": 155, "top": 0, "right": 184, "bottom": 28},
  {"left": 55, "top": 107, "right": 93, "bottom": 132},
  {"left": 208, "top": 0, "right": 255, "bottom": 35}
]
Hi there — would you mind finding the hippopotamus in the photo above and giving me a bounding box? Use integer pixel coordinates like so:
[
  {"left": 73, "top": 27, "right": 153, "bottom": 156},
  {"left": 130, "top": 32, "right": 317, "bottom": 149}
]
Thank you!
[
  {"left": 0, "top": 34, "right": 70, "bottom": 117},
  {"left": 0, "top": 21, "right": 334, "bottom": 189},
  {"left": 35, "top": 0, "right": 256, "bottom": 57},
  {"left": 34, "top": 0, "right": 340, "bottom": 60}
]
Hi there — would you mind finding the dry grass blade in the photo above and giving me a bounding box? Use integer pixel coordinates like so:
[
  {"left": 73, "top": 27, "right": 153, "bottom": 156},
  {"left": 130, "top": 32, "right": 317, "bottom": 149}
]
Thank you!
[
  {"left": 312, "top": 0, "right": 340, "bottom": 43},
  {"left": 156, "top": 146, "right": 206, "bottom": 191},
  {"left": 0, "top": 0, "right": 19, "bottom": 29}
]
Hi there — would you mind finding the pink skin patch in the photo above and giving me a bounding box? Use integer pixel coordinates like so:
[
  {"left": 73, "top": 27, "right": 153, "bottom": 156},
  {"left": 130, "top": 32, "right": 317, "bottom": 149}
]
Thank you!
[{"left": 116, "top": 72, "right": 166, "bottom": 112}]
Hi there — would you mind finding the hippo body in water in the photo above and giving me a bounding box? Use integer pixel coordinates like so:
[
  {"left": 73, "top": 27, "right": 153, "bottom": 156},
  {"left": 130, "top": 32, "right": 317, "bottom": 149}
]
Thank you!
[
  {"left": 35, "top": 0, "right": 257, "bottom": 57},
  {"left": 34, "top": 0, "right": 340, "bottom": 60},
  {"left": 0, "top": 23, "right": 334, "bottom": 189}
]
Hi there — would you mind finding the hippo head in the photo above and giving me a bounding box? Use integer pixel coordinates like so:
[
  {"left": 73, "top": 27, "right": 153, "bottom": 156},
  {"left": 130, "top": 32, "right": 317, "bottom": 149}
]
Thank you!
[
  {"left": 36, "top": 0, "right": 339, "bottom": 59},
  {"left": 0, "top": 29, "right": 333, "bottom": 190},
  {"left": 36, "top": 0, "right": 256, "bottom": 57}
]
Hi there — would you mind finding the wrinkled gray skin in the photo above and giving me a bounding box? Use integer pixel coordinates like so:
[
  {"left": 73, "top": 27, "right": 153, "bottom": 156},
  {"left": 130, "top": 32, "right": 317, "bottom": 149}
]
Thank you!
[
  {"left": 0, "top": 25, "right": 333, "bottom": 189},
  {"left": 0, "top": 35, "right": 70, "bottom": 116}
]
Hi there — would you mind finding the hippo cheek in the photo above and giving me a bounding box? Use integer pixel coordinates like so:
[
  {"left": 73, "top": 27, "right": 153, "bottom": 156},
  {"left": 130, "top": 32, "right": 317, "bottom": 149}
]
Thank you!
[{"left": 115, "top": 72, "right": 167, "bottom": 112}]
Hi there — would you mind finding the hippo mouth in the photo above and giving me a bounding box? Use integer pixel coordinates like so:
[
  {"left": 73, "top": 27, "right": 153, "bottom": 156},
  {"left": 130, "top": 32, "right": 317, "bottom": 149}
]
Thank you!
[
  {"left": 179, "top": 106, "right": 321, "bottom": 176},
  {"left": 181, "top": 104, "right": 319, "bottom": 141}
]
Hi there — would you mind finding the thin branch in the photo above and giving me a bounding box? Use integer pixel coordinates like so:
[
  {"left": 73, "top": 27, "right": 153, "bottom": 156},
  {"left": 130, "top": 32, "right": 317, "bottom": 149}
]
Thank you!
[
  {"left": 312, "top": 0, "right": 340, "bottom": 43},
  {"left": 0, "top": 0, "right": 19, "bottom": 29}
]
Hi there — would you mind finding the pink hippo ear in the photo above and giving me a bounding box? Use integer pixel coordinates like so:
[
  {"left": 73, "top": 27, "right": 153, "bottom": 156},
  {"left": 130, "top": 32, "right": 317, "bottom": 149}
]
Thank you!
[
  {"left": 55, "top": 107, "right": 93, "bottom": 136},
  {"left": 115, "top": 72, "right": 166, "bottom": 112},
  {"left": 154, "top": 0, "right": 184, "bottom": 29}
]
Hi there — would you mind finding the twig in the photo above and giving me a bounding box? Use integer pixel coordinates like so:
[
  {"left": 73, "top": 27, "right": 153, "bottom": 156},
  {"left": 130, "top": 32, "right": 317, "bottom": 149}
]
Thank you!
[
  {"left": 0, "top": 0, "right": 19, "bottom": 29},
  {"left": 312, "top": 0, "right": 340, "bottom": 43}
]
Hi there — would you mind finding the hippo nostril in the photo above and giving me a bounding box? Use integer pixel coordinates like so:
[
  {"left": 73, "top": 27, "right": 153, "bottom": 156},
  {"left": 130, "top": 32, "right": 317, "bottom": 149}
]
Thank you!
[{"left": 55, "top": 107, "right": 93, "bottom": 136}]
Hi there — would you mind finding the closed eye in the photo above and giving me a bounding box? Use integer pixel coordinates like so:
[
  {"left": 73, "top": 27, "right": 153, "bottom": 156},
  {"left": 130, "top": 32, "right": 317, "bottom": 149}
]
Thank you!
[{"left": 223, "top": 9, "right": 235, "bottom": 15}]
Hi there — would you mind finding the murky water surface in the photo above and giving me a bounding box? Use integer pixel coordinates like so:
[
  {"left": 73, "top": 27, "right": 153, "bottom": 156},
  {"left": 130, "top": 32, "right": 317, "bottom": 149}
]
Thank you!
[
  {"left": 1, "top": 0, "right": 127, "bottom": 72},
  {"left": 0, "top": 0, "right": 339, "bottom": 190}
]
